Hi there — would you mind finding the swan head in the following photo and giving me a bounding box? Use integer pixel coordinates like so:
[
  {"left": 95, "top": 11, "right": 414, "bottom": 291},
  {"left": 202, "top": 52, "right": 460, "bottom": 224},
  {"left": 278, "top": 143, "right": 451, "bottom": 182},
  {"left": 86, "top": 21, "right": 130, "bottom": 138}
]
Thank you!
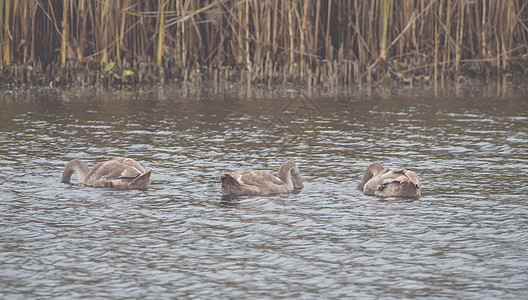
[
  {"left": 290, "top": 163, "right": 303, "bottom": 190},
  {"left": 130, "top": 168, "right": 152, "bottom": 190},
  {"left": 109, "top": 168, "right": 152, "bottom": 190}
]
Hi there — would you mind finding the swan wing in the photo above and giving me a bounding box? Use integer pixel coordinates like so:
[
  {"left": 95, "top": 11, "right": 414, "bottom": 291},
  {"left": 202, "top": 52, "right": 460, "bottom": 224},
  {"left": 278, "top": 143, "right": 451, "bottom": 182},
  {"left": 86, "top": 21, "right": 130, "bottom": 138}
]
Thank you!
[
  {"left": 379, "top": 168, "right": 406, "bottom": 183},
  {"left": 403, "top": 169, "right": 422, "bottom": 188},
  {"left": 89, "top": 159, "right": 143, "bottom": 180},
  {"left": 232, "top": 170, "right": 285, "bottom": 188},
  {"left": 113, "top": 157, "right": 146, "bottom": 173},
  {"left": 381, "top": 168, "right": 421, "bottom": 187}
]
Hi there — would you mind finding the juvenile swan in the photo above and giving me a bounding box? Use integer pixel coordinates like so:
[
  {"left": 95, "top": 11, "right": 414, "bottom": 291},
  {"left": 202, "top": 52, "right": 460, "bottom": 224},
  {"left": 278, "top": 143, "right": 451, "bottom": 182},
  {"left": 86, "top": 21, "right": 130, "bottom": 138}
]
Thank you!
[
  {"left": 61, "top": 157, "right": 152, "bottom": 190},
  {"left": 220, "top": 159, "right": 303, "bottom": 197},
  {"left": 357, "top": 162, "right": 421, "bottom": 198}
]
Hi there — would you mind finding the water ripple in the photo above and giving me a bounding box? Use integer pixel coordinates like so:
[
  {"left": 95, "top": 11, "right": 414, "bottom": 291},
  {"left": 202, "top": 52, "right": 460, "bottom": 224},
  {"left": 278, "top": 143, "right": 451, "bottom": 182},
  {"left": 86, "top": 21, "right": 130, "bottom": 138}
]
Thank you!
[{"left": 1, "top": 89, "right": 527, "bottom": 299}]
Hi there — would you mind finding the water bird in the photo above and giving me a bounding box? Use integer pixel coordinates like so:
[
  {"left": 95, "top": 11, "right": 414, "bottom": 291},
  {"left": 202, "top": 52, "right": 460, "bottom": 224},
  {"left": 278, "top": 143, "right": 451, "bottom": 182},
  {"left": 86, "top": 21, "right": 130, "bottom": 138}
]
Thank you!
[
  {"left": 61, "top": 157, "right": 152, "bottom": 190},
  {"left": 220, "top": 159, "right": 303, "bottom": 197},
  {"left": 357, "top": 162, "right": 421, "bottom": 198}
]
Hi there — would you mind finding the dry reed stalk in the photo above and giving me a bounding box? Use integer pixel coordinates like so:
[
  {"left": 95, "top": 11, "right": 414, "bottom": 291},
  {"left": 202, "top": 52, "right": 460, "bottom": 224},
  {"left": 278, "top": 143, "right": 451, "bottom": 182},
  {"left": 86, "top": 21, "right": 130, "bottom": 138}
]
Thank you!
[
  {"left": 299, "top": 0, "right": 309, "bottom": 79},
  {"left": 114, "top": 1, "right": 121, "bottom": 67},
  {"left": 379, "top": 0, "right": 390, "bottom": 60},
  {"left": 251, "top": 0, "right": 261, "bottom": 73},
  {"left": 288, "top": 1, "right": 294, "bottom": 75},
  {"left": 443, "top": 0, "right": 452, "bottom": 79},
  {"left": 179, "top": 0, "right": 187, "bottom": 68},
  {"left": 2, "top": 0, "right": 528, "bottom": 87},
  {"left": 434, "top": 1, "right": 438, "bottom": 90},
  {"left": 272, "top": 0, "right": 279, "bottom": 55},
  {"left": 314, "top": 0, "right": 321, "bottom": 58},
  {"left": 352, "top": 1, "right": 362, "bottom": 63},
  {"left": 0, "top": 0, "right": 3, "bottom": 64},
  {"left": 100, "top": 0, "right": 112, "bottom": 64},
  {"left": 157, "top": 0, "right": 165, "bottom": 67},
  {"left": 19, "top": 0, "right": 29, "bottom": 63},
  {"left": 233, "top": 1, "right": 243, "bottom": 65},
  {"left": 60, "top": 0, "right": 68, "bottom": 65},
  {"left": 481, "top": 0, "right": 487, "bottom": 58},
  {"left": 506, "top": 0, "right": 514, "bottom": 55},
  {"left": 455, "top": 0, "right": 465, "bottom": 74},
  {"left": 245, "top": 0, "right": 250, "bottom": 71},
  {"left": 325, "top": 0, "right": 332, "bottom": 60},
  {"left": 75, "top": 0, "right": 87, "bottom": 61},
  {"left": 3, "top": 0, "right": 11, "bottom": 65},
  {"left": 264, "top": 0, "right": 271, "bottom": 64}
]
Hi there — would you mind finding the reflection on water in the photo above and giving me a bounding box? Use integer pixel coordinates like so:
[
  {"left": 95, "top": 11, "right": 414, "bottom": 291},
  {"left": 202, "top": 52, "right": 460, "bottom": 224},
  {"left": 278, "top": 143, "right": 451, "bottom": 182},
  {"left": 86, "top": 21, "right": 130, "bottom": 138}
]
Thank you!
[{"left": 1, "top": 85, "right": 527, "bottom": 298}]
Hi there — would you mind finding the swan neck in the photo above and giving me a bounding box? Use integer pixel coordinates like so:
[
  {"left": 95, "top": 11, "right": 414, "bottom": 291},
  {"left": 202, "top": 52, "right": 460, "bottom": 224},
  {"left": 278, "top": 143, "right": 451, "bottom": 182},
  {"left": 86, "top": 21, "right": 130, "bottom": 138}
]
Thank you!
[
  {"left": 277, "top": 160, "right": 303, "bottom": 189},
  {"left": 61, "top": 159, "right": 90, "bottom": 184},
  {"left": 357, "top": 163, "right": 383, "bottom": 190}
]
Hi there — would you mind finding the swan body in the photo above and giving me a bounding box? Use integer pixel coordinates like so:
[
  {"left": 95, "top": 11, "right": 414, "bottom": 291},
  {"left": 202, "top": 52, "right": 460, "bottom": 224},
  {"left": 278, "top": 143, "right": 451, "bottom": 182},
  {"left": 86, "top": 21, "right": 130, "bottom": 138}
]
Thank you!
[
  {"left": 357, "top": 162, "right": 421, "bottom": 198},
  {"left": 61, "top": 157, "right": 152, "bottom": 190},
  {"left": 220, "top": 159, "right": 303, "bottom": 197}
]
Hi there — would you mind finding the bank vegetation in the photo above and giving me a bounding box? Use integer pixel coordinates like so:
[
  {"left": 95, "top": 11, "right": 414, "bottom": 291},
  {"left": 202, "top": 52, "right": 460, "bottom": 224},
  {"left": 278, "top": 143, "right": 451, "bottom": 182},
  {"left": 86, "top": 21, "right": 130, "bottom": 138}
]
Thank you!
[{"left": 1, "top": 0, "right": 527, "bottom": 88}]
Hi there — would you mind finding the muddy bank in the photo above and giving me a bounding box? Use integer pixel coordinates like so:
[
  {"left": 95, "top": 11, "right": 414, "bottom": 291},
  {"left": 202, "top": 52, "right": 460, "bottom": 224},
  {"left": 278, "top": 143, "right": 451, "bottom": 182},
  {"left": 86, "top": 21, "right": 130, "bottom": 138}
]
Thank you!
[
  {"left": 1, "top": 56, "right": 527, "bottom": 91},
  {"left": 2, "top": 70, "right": 527, "bottom": 105}
]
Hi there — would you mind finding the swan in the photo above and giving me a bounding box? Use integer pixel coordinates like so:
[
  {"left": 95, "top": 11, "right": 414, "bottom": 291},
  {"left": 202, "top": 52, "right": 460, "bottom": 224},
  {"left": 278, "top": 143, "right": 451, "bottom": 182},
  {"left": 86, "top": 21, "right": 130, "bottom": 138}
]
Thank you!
[
  {"left": 220, "top": 159, "right": 303, "bottom": 197},
  {"left": 357, "top": 162, "right": 421, "bottom": 198},
  {"left": 61, "top": 157, "right": 152, "bottom": 190}
]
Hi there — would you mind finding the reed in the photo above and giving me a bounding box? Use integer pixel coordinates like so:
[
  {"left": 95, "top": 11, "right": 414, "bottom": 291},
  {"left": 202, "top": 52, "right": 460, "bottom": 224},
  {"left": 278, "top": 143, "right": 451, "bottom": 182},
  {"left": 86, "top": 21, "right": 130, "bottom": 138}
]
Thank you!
[
  {"left": 2, "top": 0, "right": 11, "bottom": 65},
  {"left": 60, "top": 0, "right": 68, "bottom": 65},
  {"left": 1, "top": 0, "right": 527, "bottom": 87},
  {"left": 1, "top": 0, "right": 4, "bottom": 65},
  {"left": 157, "top": 0, "right": 166, "bottom": 67},
  {"left": 115, "top": 0, "right": 121, "bottom": 67},
  {"left": 379, "top": 0, "right": 391, "bottom": 60},
  {"left": 100, "top": 0, "right": 111, "bottom": 64}
]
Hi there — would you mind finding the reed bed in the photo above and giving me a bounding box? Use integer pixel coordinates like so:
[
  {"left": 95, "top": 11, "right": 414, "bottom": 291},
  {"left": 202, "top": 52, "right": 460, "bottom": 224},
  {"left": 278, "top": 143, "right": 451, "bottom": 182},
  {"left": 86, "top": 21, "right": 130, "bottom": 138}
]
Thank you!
[{"left": 1, "top": 0, "right": 527, "bottom": 87}]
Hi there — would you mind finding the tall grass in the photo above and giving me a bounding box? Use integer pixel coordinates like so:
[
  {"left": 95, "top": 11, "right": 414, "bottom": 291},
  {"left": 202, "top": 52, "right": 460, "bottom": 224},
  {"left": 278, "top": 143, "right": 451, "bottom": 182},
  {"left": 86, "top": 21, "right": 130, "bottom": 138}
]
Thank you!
[
  {"left": 2, "top": 0, "right": 527, "bottom": 86},
  {"left": 2, "top": 0, "right": 11, "bottom": 66}
]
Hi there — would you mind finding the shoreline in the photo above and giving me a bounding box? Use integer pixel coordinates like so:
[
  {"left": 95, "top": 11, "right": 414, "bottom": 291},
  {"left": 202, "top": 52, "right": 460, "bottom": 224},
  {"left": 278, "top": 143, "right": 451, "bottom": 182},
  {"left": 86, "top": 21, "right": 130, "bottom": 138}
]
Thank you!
[
  {"left": 1, "top": 67, "right": 526, "bottom": 102},
  {"left": 2, "top": 1, "right": 527, "bottom": 92},
  {"left": 1, "top": 58, "right": 526, "bottom": 92}
]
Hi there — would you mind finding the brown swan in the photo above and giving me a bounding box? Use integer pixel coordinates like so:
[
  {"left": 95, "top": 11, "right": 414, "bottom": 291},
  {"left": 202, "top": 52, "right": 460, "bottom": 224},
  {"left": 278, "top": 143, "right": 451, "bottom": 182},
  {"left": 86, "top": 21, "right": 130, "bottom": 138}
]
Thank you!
[
  {"left": 220, "top": 159, "right": 303, "bottom": 197},
  {"left": 357, "top": 162, "right": 421, "bottom": 198},
  {"left": 61, "top": 157, "right": 152, "bottom": 190}
]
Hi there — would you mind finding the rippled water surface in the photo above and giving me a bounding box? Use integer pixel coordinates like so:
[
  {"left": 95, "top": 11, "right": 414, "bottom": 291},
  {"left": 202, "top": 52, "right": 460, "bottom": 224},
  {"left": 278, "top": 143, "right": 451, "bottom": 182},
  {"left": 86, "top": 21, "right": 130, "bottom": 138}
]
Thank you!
[{"left": 1, "top": 85, "right": 527, "bottom": 298}]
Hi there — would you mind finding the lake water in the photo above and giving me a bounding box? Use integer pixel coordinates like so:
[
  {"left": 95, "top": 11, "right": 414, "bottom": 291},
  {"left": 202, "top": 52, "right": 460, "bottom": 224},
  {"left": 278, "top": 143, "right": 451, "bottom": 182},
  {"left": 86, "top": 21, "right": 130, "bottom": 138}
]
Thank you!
[{"left": 1, "top": 84, "right": 527, "bottom": 298}]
